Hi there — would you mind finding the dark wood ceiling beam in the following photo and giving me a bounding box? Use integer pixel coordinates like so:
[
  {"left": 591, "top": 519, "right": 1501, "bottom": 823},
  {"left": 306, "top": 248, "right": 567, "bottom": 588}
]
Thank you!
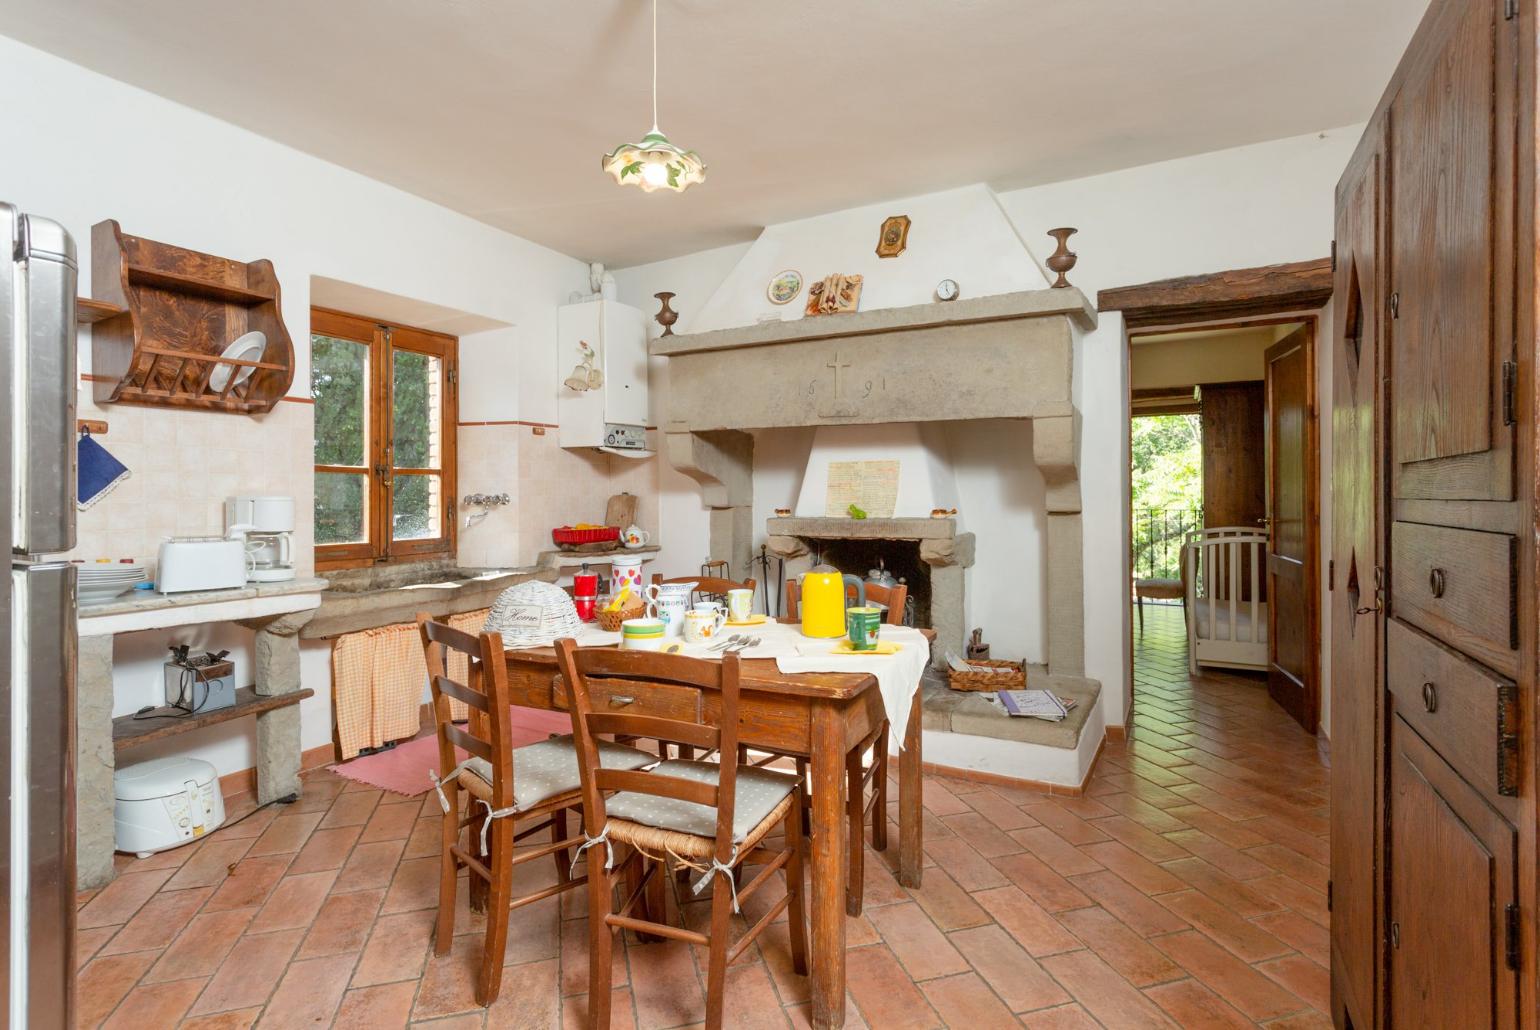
[{"left": 1097, "top": 258, "right": 1333, "bottom": 328}]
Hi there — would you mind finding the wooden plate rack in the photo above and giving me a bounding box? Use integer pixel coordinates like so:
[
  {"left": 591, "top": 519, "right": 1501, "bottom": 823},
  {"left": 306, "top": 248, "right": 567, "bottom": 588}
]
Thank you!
[{"left": 89, "top": 220, "right": 295, "bottom": 414}]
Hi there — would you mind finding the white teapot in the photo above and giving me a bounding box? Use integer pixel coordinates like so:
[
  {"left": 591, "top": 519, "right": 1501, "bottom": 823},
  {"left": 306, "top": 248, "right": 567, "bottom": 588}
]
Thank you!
[{"left": 621, "top": 524, "right": 650, "bottom": 548}]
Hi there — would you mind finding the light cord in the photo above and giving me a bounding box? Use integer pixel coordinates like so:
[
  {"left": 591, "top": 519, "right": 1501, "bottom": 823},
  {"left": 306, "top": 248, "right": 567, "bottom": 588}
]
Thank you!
[{"left": 651, "top": 0, "right": 659, "bottom": 131}]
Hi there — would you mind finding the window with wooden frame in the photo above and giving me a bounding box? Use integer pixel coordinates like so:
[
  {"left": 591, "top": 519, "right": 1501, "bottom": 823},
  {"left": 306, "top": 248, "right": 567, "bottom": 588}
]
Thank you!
[{"left": 311, "top": 308, "right": 458, "bottom": 570}]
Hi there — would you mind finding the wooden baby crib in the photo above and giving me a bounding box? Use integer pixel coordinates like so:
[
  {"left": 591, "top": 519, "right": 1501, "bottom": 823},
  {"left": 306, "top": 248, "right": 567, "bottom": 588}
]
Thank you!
[{"left": 1183, "top": 527, "right": 1269, "bottom": 674}]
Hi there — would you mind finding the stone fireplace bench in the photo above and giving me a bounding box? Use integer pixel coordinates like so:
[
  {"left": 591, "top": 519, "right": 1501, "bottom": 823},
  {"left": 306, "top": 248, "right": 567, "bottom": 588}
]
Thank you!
[{"left": 921, "top": 669, "right": 1104, "bottom": 790}]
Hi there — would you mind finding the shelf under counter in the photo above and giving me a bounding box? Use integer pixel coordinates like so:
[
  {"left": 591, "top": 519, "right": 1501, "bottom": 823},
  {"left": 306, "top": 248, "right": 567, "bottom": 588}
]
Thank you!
[
  {"left": 78, "top": 577, "right": 328, "bottom": 637},
  {"left": 113, "top": 686, "right": 315, "bottom": 753}
]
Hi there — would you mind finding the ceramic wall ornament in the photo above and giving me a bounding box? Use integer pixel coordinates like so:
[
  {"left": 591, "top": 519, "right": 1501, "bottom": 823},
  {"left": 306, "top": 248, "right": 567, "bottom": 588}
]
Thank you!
[
  {"left": 805, "top": 273, "right": 863, "bottom": 316},
  {"left": 767, "top": 269, "right": 803, "bottom": 305},
  {"left": 562, "top": 340, "right": 603, "bottom": 392},
  {"left": 1046, "top": 227, "right": 1078, "bottom": 288},
  {"left": 876, "top": 215, "right": 911, "bottom": 258},
  {"left": 653, "top": 292, "right": 679, "bottom": 336}
]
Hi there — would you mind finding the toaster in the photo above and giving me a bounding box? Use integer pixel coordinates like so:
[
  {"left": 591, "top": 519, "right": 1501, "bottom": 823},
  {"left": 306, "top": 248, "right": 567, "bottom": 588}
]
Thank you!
[{"left": 157, "top": 535, "right": 248, "bottom": 593}]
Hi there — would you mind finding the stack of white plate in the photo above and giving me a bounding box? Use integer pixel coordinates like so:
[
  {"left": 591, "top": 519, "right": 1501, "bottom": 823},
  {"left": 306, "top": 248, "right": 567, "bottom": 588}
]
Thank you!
[{"left": 77, "top": 562, "right": 147, "bottom": 606}]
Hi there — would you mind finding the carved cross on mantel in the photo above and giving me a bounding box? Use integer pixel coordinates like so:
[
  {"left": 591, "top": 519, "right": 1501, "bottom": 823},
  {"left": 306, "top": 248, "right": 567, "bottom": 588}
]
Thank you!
[
  {"left": 826, "top": 351, "right": 851, "bottom": 400},
  {"left": 818, "top": 349, "right": 859, "bottom": 418}
]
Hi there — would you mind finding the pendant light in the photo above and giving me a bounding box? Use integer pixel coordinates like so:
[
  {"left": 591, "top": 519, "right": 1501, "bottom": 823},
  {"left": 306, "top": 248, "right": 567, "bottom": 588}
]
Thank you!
[{"left": 601, "top": 0, "right": 706, "bottom": 193}]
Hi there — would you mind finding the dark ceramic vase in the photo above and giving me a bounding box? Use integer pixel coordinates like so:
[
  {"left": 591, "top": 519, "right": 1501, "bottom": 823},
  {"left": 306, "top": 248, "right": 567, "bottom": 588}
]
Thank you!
[{"left": 654, "top": 292, "right": 679, "bottom": 336}]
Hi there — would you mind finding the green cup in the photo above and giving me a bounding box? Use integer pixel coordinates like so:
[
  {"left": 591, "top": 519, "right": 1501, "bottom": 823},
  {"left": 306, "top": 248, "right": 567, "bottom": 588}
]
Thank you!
[{"left": 846, "top": 607, "right": 882, "bottom": 651}]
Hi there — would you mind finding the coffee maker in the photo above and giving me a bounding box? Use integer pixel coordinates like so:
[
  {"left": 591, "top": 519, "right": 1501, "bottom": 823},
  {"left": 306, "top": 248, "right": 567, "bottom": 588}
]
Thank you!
[{"left": 225, "top": 495, "right": 296, "bottom": 582}]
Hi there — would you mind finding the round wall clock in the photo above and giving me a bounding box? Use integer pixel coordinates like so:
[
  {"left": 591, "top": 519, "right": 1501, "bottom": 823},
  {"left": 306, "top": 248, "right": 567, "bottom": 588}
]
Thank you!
[
  {"left": 767, "top": 269, "right": 803, "bottom": 305},
  {"left": 936, "top": 279, "right": 960, "bottom": 302}
]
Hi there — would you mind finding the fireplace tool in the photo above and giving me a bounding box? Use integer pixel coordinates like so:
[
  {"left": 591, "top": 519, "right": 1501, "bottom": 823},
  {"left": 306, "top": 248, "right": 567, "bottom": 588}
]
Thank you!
[{"left": 749, "top": 544, "right": 784, "bottom": 616}]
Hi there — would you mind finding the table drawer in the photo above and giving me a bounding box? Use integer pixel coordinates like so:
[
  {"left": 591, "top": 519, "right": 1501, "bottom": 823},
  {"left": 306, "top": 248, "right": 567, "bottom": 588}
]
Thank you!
[
  {"left": 552, "top": 675, "right": 702, "bottom": 723},
  {"left": 1390, "top": 521, "right": 1516, "bottom": 676},
  {"left": 1387, "top": 618, "right": 1519, "bottom": 801}
]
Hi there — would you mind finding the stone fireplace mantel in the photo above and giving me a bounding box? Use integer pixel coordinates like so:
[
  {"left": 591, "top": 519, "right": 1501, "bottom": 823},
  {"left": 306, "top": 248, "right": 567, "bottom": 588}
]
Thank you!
[{"left": 653, "top": 287, "right": 1092, "bottom": 675}]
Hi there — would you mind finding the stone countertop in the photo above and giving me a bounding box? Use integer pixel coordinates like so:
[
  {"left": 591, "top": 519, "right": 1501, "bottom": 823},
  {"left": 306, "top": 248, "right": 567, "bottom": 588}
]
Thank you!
[{"left": 77, "top": 578, "right": 329, "bottom": 636}]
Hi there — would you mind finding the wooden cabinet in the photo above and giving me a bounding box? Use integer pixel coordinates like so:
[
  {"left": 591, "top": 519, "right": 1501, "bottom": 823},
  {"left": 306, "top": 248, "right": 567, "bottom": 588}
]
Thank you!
[
  {"left": 1331, "top": 0, "right": 1535, "bottom": 1027},
  {"left": 1388, "top": 715, "right": 1518, "bottom": 1027}
]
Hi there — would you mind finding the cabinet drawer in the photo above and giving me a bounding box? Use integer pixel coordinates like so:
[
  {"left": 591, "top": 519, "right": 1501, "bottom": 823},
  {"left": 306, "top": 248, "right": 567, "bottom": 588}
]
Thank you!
[
  {"left": 552, "top": 674, "right": 702, "bottom": 723},
  {"left": 1387, "top": 618, "right": 1519, "bottom": 804},
  {"left": 1390, "top": 522, "right": 1516, "bottom": 675}
]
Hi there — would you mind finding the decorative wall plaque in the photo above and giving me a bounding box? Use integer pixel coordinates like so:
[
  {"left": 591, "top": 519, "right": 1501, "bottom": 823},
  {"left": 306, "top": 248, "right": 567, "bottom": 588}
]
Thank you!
[
  {"left": 876, "top": 215, "right": 911, "bottom": 258},
  {"left": 806, "top": 273, "right": 863, "bottom": 316}
]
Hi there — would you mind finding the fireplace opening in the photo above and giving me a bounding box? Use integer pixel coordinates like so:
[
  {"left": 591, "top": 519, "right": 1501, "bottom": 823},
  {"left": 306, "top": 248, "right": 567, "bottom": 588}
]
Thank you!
[{"left": 807, "top": 538, "right": 929, "bottom": 628}]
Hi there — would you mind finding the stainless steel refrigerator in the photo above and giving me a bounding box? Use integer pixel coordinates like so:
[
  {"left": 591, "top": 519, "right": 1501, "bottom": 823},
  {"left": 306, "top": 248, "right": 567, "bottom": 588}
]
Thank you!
[{"left": 2, "top": 202, "right": 78, "bottom": 1029}]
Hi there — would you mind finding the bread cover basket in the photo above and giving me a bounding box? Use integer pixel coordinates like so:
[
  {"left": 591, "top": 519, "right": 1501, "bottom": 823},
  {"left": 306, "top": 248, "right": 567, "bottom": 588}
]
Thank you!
[{"left": 484, "top": 580, "right": 582, "bottom": 648}]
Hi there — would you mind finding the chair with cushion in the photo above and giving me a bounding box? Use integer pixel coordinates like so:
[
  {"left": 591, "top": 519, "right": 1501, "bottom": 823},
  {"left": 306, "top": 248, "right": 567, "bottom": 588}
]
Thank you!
[
  {"left": 778, "top": 579, "right": 906, "bottom": 913},
  {"left": 553, "top": 640, "right": 808, "bottom": 1030},
  {"left": 416, "top": 612, "right": 655, "bottom": 1005}
]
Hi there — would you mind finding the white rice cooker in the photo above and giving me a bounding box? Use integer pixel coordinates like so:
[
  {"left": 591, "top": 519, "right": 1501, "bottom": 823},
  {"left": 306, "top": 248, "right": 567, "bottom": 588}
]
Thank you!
[{"left": 114, "top": 756, "right": 226, "bottom": 857}]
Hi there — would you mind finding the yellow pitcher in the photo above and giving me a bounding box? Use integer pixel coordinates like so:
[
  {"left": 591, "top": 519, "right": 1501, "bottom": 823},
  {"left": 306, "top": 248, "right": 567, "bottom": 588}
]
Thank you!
[{"left": 798, "top": 566, "right": 866, "bottom": 638}]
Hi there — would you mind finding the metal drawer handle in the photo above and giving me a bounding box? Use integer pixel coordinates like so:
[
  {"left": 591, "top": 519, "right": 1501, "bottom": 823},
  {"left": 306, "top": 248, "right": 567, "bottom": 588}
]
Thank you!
[
  {"left": 1429, "top": 567, "right": 1446, "bottom": 598},
  {"left": 609, "top": 695, "right": 635, "bottom": 707},
  {"left": 1421, "top": 682, "right": 1438, "bottom": 713}
]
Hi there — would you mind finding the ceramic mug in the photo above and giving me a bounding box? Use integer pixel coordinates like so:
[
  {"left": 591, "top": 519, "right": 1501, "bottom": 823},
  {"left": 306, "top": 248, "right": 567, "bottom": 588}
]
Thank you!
[
  {"left": 645, "top": 582, "right": 693, "bottom": 637},
  {"left": 620, "top": 617, "right": 666, "bottom": 651},
  {"left": 846, "top": 606, "right": 883, "bottom": 651},
  {"left": 725, "top": 588, "right": 754, "bottom": 623},
  {"left": 682, "top": 608, "right": 727, "bottom": 644},
  {"left": 692, "top": 600, "right": 722, "bottom": 616}
]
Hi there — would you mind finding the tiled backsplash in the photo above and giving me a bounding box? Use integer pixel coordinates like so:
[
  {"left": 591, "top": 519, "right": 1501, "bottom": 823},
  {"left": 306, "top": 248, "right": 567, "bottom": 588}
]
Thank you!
[{"left": 67, "top": 390, "right": 315, "bottom": 575}]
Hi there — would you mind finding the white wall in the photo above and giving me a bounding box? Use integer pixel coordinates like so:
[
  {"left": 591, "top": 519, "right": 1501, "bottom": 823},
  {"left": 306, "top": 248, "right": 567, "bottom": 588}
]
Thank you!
[
  {"left": 0, "top": 35, "right": 593, "bottom": 780},
  {"left": 619, "top": 125, "right": 1358, "bottom": 732}
]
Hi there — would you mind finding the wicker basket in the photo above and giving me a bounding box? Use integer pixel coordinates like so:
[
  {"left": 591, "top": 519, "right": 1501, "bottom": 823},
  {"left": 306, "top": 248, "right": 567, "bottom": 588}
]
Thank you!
[
  {"left": 596, "top": 601, "right": 647, "bottom": 633},
  {"left": 948, "top": 658, "right": 1026, "bottom": 692}
]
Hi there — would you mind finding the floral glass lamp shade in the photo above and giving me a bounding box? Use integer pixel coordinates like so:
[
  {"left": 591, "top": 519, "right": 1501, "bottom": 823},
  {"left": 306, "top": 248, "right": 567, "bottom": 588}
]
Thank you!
[{"left": 601, "top": 128, "right": 706, "bottom": 192}]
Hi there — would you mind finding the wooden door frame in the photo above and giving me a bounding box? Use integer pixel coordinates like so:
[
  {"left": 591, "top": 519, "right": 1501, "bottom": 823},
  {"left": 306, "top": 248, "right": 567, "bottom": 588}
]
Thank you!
[{"left": 1112, "top": 262, "right": 1329, "bottom": 732}]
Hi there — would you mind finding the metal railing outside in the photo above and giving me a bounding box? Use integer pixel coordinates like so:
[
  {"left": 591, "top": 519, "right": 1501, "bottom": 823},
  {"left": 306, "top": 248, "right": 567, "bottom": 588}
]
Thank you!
[{"left": 1132, "top": 506, "right": 1203, "bottom": 600}]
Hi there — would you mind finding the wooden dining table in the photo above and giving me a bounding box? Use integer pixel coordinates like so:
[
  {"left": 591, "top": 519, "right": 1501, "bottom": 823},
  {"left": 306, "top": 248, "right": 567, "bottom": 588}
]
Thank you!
[{"left": 501, "top": 643, "right": 924, "bottom": 1029}]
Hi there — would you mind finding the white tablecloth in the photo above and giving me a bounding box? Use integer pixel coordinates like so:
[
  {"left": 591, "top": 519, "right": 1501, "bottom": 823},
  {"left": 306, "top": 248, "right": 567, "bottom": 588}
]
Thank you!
[{"left": 551, "top": 620, "right": 927, "bottom": 750}]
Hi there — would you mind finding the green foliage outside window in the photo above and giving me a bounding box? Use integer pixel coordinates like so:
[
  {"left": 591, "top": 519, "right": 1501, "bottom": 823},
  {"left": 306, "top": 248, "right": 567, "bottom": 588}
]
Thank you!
[{"left": 1131, "top": 413, "right": 1203, "bottom": 581}]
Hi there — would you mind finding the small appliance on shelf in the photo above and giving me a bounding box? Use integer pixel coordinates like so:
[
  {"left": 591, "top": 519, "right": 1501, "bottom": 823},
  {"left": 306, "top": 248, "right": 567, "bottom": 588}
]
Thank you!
[
  {"left": 156, "top": 534, "right": 248, "bottom": 594},
  {"left": 226, "top": 495, "right": 296, "bottom": 582}
]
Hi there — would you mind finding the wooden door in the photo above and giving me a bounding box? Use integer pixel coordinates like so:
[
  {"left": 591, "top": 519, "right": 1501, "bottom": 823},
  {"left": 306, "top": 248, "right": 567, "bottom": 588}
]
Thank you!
[
  {"left": 1388, "top": 715, "right": 1518, "bottom": 1027},
  {"left": 1388, "top": 0, "right": 1517, "bottom": 502},
  {"left": 1329, "top": 125, "right": 1383, "bottom": 1030},
  {"left": 1263, "top": 327, "right": 1318, "bottom": 731},
  {"left": 1200, "top": 382, "right": 1266, "bottom": 601}
]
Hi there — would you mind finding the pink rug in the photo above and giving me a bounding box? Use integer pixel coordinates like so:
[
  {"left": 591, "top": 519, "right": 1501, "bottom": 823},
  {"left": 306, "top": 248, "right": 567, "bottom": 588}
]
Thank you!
[{"left": 329, "top": 705, "right": 574, "bottom": 797}]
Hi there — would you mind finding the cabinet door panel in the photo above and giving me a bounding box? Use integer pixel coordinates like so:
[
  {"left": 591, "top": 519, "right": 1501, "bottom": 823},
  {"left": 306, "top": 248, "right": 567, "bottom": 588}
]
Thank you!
[
  {"left": 1389, "top": 0, "right": 1516, "bottom": 500},
  {"left": 1329, "top": 126, "right": 1383, "bottom": 1030},
  {"left": 1389, "top": 714, "right": 1517, "bottom": 1028}
]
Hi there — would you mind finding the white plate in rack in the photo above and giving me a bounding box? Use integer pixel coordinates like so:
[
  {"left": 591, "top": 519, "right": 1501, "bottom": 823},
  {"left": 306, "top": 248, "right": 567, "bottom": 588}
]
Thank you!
[{"left": 207, "top": 331, "right": 267, "bottom": 393}]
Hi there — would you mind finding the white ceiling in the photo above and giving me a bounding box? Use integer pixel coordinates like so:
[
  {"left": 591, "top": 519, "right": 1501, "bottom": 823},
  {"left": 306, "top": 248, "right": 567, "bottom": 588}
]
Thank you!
[{"left": 4, "top": 1, "right": 1426, "bottom": 267}]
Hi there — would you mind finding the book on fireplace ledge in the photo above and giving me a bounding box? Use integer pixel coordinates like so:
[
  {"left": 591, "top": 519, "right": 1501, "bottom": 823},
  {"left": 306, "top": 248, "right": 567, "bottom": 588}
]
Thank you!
[{"left": 996, "top": 689, "right": 1074, "bottom": 721}]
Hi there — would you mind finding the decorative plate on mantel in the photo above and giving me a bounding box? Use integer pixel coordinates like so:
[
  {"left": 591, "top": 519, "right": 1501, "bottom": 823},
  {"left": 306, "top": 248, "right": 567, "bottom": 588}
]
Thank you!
[{"left": 767, "top": 269, "right": 803, "bottom": 305}]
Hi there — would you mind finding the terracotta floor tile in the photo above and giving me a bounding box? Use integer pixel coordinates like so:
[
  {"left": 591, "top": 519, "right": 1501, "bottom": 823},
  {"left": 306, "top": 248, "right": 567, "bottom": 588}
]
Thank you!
[
  {"left": 627, "top": 938, "right": 705, "bottom": 1030},
  {"left": 501, "top": 895, "right": 562, "bottom": 967},
  {"left": 937, "top": 812, "right": 1023, "bottom": 858},
  {"left": 1040, "top": 948, "right": 1177, "bottom": 1028},
  {"left": 485, "top": 957, "right": 562, "bottom": 1029},
  {"left": 142, "top": 908, "right": 256, "bottom": 984},
  {"left": 987, "top": 851, "right": 1091, "bottom": 911},
  {"left": 1010, "top": 826, "right": 1105, "bottom": 876},
  {"left": 1163, "top": 856, "right": 1285, "bottom": 918},
  {"left": 920, "top": 837, "right": 1008, "bottom": 892},
  {"left": 1163, "top": 829, "right": 1273, "bottom": 880},
  {"left": 1246, "top": 873, "right": 1329, "bottom": 927},
  {"left": 1263, "top": 1009, "right": 1335, "bottom": 1029},
  {"left": 712, "top": 961, "right": 790, "bottom": 1030},
  {"left": 320, "top": 788, "right": 383, "bottom": 829},
  {"left": 100, "top": 976, "right": 207, "bottom": 1030},
  {"left": 921, "top": 779, "right": 973, "bottom": 818},
  {"left": 247, "top": 868, "right": 340, "bottom": 934},
  {"left": 562, "top": 988, "right": 638, "bottom": 1030},
  {"left": 1244, "top": 841, "right": 1329, "bottom": 891},
  {"left": 77, "top": 950, "right": 157, "bottom": 1027},
  {"left": 404, "top": 817, "right": 443, "bottom": 860},
  {"left": 286, "top": 824, "right": 363, "bottom": 875},
  {"left": 1164, "top": 803, "right": 1269, "bottom": 848},
  {"left": 259, "top": 953, "right": 356, "bottom": 1028},
  {"left": 559, "top": 917, "right": 629, "bottom": 996},
  {"left": 163, "top": 838, "right": 257, "bottom": 891},
  {"left": 202, "top": 854, "right": 293, "bottom": 912},
  {"left": 298, "top": 887, "right": 386, "bottom": 959},
  {"left": 361, "top": 799, "right": 423, "bottom": 843},
  {"left": 1258, "top": 953, "right": 1328, "bottom": 1012},
  {"left": 382, "top": 855, "right": 443, "bottom": 914},
  {"left": 1152, "top": 930, "right": 1303, "bottom": 1021},
  {"left": 1095, "top": 815, "right": 1191, "bottom": 863},
  {"left": 1078, "top": 839, "right": 1185, "bottom": 895},
  {"left": 867, "top": 902, "right": 969, "bottom": 981},
  {"left": 962, "top": 788, "right": 1039, "bottom": 831},
  {"left": 354, "top": 909, "right": 438, "bottom": 987},
  {"left": 1022, "top": 801, "right": 1111, "bottom": 845},
  {"left": 98, "top": 886, "right": 213, "bottom": 956},
  {"left": 408, "top": 1012, "right": 483, "bottom": 1028},
  {"left": 244, "top": 811, "right": 324, "bottom": 857},
  {"left": 77, "top": 924, "right": 117, "bottom": 970},
  {"left": 1017, "top": 1002, "right": 1102, "bottom": 1028},
  {"left": 903, "top": 867, "right": 989, "bottom": 930},
  {"left": 844, "top": 944, "right": 942, "bottom": 1030},
  {"left": 77, "top": 867, "right": 176, "bottom": 928},
  {"left": 947, "top": 924, "right": 1068, "bottom": 1013},
  {"left": 177, "top": 1006, "right": 262, "bottom": 1029},
  {"left": 1058, "top": 905, "right": 1183, "bottom": 987},
  {"left": 1251, "top": 909, "right": 1330, "bottom": 967},
  {"left": 1157, "top": 889, "right": 1291, "bottom": 962},
  {"left": 1143, "top": 976, "right": 1256, "bottom": 1028},
  {"left": 206, "top": 802, "right": 280, "bottom": 842},
  {"left": 971, "top": 886, "right": 1079, "bottom": 957},
  {"left": 919, "top": 970, "right": 1018, "bottom": 1028},
  {"left": 335, "top": 839, "right": 409, "bottom": 893},
  {"left": 336, "top": 981, "right": 418, "bottom": 1029},
  {"left": 185, "top": 927, "right": 302, "bottom": 1015}
]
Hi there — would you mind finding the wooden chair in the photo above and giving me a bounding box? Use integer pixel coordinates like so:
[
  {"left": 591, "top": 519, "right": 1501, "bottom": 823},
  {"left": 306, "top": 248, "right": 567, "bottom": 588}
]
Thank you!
[
  {"left": 650, "top": 572, "right": 757, "bottom": 605},
  {"left": 553, "top": 640, "right": 808, "bottom": 1030},
  {"left": 416, "top": 613, "right": 655, "bottom": 1005},
  {"left": 778, "top": 580, "right": 906, "bottom": 914}
]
